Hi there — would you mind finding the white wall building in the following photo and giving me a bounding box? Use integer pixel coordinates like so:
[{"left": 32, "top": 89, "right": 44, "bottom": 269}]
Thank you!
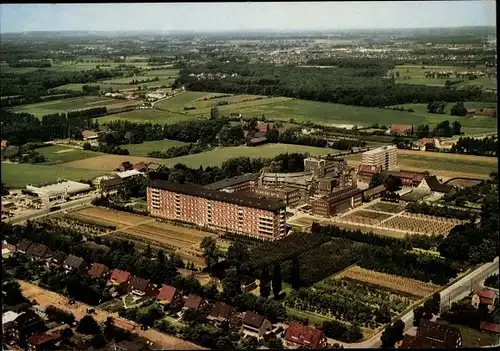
[
  {"left": 26, "top": 180, "right": 91, "bottom": 205},
  {"left": 361, "top": 145, "right": 398, "bottom": 171}
]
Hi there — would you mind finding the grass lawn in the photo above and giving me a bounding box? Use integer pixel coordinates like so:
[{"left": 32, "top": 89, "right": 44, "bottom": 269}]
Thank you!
[
  {"left": 1, "top": 163, "right": 109, "bottom": 188},
  {"left": 286, "top": 307, "right": 335, "bottom": 327},
  {"left": 142, "top": 68, "right": 179, "bottom": 77},
  {"left": 437, "top": 320, "right": 499, "bottom": 348},
  {"left": 37, "top": 145, "right": 104, "bottom": 165},
  {"left": 51, "top": 83, "right": 136, "bottom": 92},
  {"left": 345, "top": 149, "right": 497, "bottom": 178},
  {"left": 99, "top": 108, "right": 202, "bottom": 125},
  {"left": 393, "top": 65, "right": 497, "bottom": 90},
  {"left": 11, "top": 96, "right": 129, "bottom": 117},
  {"left": 122, "top": 139, "right": 188, "bottom": 156},
  {"left": 155, "top": 91, "right": 218, "bottom": 111},
  {"left": 157, "top": 144, "right": 338, "bottom": 168}
]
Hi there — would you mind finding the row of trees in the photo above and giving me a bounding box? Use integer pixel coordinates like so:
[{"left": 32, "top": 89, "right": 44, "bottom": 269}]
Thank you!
[
  {"left": 405, "top": 202, "right": 476, "bottom": 221},
  {"left": 451, "top": 136, "right": 498, "bottom": 156},
  {"left": 174, "top": 63, "right": 495, "bottom": 108}
]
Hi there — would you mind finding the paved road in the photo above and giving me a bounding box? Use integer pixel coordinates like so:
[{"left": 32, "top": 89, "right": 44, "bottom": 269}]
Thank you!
[
  {"left": 330, "top": 258, "right": 499, "bottom": 349},
  {"left": 6, "top": 195, "right": 96, "bottom": 224}
]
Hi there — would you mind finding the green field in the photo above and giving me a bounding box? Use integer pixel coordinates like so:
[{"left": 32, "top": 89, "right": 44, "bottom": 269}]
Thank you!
[
  {"left": 155, "top": 91, "right": 218, "bottom": 111},
  {"left": 99, "top": 108, "right": 202, "bottom": 125},
  {"left": 393, "top": 65, "right": 496, "bottom": 90},
  {"left": 51, "top": 83, "right": 136, "bottom": 92},
  {"left": 1, "top": 163, "right": 108, "bottom": 188},
  {"left": 157, "top": 144, "right": 337, "bottom": 168},
  {"left": 0, "top": 61, "right": 153, "bottom": 74},
  {"left": 11, "top": 96, "right": 133, "bottom": 117},
  {"left": 37, "top": 145, "right": 104, "bottom": 165},
  {"left": 122, "top": 139, "right": 188, "bottom": 156}
]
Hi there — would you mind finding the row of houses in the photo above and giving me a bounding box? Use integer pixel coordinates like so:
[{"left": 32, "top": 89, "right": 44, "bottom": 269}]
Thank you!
[{"left": 4, "top": 239, "right": 330, "bottom": 348}]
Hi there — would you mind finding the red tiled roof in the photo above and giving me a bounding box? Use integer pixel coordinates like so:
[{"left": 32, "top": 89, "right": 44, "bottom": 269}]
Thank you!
[
  {"left": 88, "top": 263, "right": 108, "bottom": 278},
  {"left": 466, "top": 108, "right": 476, "bottom": 113},
  {"left": 81, "top": 130, "right": 98, "bottom": 138},
  {"left": 285, "top": 323, "right": 325, "bottom": 348},
  {"left": 109, "top": 269, "right": 131, "bottom": 284},
  {"left": 480, "top": 322, "right": 500, "bottom": 334},
  {"left": 157, "top": 285, "right": 177, "bottom": 302},
  {"left": 358, "top": 164, "right": 382, "bottom": 175},
  {"left": 416, "top": 138, "right": 435, "bottom": 147},
  {"left": 256, "top": 122, "right": 273, "bottom": 133},
  {"left": 28, "top": 333, "right": 54, "bottom": 346},
  {"left": 476, "top": 288, "right": 497, "bottom": 305},
  {"left": 184, "top": 294, "right": 203, "bottom": 310}
]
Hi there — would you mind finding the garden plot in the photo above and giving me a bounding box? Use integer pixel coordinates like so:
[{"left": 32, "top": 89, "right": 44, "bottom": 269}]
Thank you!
[
  {"left": 365, "top": 202, "right": 406, "bottom": 213},
  {"left": 382, "top": 214, "right": 460, "bottom": 235},
  {"left": 340, "top": 210, "right": 393, "bottom": 226},
  {"left": 69, "top": 207, "right": 148, "bottom": 228},
  {"left": 338, "top": 265, "right": 441, "bottom": 299}
]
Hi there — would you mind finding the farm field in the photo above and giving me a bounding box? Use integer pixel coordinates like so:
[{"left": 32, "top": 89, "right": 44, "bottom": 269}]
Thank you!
[
  {"left": 51, "top": 82, "right": 135, "bottom": 92},
  {"left": 68, "top": 207, "right": 229, "bottom": 268},
  {"left": 155, "top": 91, "right": 225, "bottom": 111},
  {"left": 445, "top": 178, "right": 483, "bottom": 188},
  {"left": 10, "top": 96, "right": 135, "bottom": 117},
  {"left": 99, "top": 108, "right": 202, "bottom": 125},
  {"left": 65, "top": 144, "right": 337, "bottom": 171},
  {"left": 37, "top": 145, "right": 105, "bottom": 165},
  {"left": 344, "top": 149, "right": 497, "bottom": 179},
  {"left": 366, "top": 202, "right": 406, "bottom": 213},
  {"left": 1, "top": 163, "right": 108, "bottom": 188},
  {"left": 393, "top": 65, "right": 497, "bottom": 90},
  {"left": 341, "top": 210, "right": 393, "bottom": 226},
  {"left": 338, "top": 265, "right": 441, "bottom": 299},
  {"left": 122, "top": 139, "right": 188, "bottom": 156}
]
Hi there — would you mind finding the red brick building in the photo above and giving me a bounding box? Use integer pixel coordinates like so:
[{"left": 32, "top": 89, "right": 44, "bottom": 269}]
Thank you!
[
  {"left": 312, "top": 187, "right": 363, "bottom": 217},
  {"left": 147, "top": 180, "right": 287, "bottom": 240}
]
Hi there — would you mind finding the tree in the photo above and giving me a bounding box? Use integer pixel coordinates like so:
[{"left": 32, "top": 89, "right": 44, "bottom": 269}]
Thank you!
[
  {"left": 77, "top": 315, "right": 101, "bottom": 335},
  {"left": 380, "top": 320, "right": 405, "bottom": 348},
  {"left": 222, "top": 267, "right": 241, "bottom": 298},
  {"left": 413, "top": 306, "right": 425, "bottom": 327},
  {"left": 259, "top": 266, "right": 271, "bottom": 299},
  {"left": 452, "top": 121, "right": 462, "bottom": 135},
  {"left": 265, "top": 128, "right": 279, "bottom": 143},
  {"left": 427, "top": 101, "right": 446, "bottom": 114},
  {"left": 90, "top": 334, "right": 107, "bottom": 349},
  {"left": 369, "top": 173, "right": 386, "bottom": 188},
  {"left": 450, "top": 102, "right": 467, "bottom": 117},
  {"left": 158, "top": 249, "right": 165, "bottom": 263},
  {"left": 384, "top": 175, "right": 402, "bottom": 192},
  {"left": 290, "top": 258, "right": 301, "bottom": 290},
  {"left": 200, "top": 237, "right": 221, "bottom": 269},
  {"left": 210, "top": 107, "right": 219, "bottom": 120},
  {"left": 83, "top": 142, "right": 92, "bottom": 150},
  {"left": 272, "top": 263, "right": 282, "bottom": 299}
]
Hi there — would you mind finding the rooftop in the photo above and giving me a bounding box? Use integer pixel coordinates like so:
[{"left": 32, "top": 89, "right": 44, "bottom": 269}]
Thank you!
[
  {"left": 285, "top": 323, "right": 325, "bottom": 348},
  {"left": 149, "top": 180, "right": 286, "bottom": 212},
  {"left": 110, "top": 269, "right": 131, "bottom": 284},
  {"left": 157, "top": 285, "right": 177, "bottom": 302},
  {"left": 243, "top": 311, "right": 266, "bottom": 328},
  {"left": 88, "top": 263, "right": 108, "bottom": 278},
  {"left": 204, "top": 173, "right": 260, "bottom": 190},
  {"left": 362, "top": 145, "right": 397, "bottom": 155},
  {"left": 184, "top": 294, "right": 203, "bottom": 310},
  {"left": 116, "top": 169, "right": 144, "bottom": 178},
  {"left": 26, "top": 180, "right": 91, "bottom": 197}
]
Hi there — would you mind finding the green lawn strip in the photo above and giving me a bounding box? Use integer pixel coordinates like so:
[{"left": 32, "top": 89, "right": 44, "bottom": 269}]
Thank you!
[
  {"left": 37, "top": 145, "right": 105, "bottom": 165},
  {"left": 100, "top": 109, "right": 202, "bottom": 125},
  {"left": 122, "top": 139, "right": 188, "bottom": 156},
  {"left": 156, "top": 144, "right": 337, "bottom": 168},
  {"left": 155, "top": 91, "right": 215, "bottom": 111},
  {"left": 1, "top": 163, "right": 109, "bottom": 188},
  {"left": 397, "top": 153, "right": 497, "bottom": 176}
]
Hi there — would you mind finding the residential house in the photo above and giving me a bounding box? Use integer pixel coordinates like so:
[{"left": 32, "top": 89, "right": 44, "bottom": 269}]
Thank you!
[
  {"left": 417, "top": 176, "right": 454, "bottom": 195},
  {"left": 147, "top": 163, "right": 162, "bottom": 172},
  {"left": 479, "top": 322, "right": 500, "bottom": 335},
  {"left": 50, "top": 251, "right": 68, "bottom": 266},
  {"left": 109, "top": 269, "right": 132, "bottom": 286},
  {"left": 3, "top": 310, "right": 47, "bottom": 348},
  {"left": 399, "top": 320, "right": 462, "bottom": 348},
  {"left": 26, "top": 243, "right": 51, "bottom": 261},
  {"left": 362, "top": 185, "right": 387, "bottom": 202},
  {"left": 183, "top": 294, "right": 206, "bottom": 311},
  {"left": 466, "top": 108, "right": 476, "bottom": 117},
  {"left": 134, "top": 162, "right": 149, "bottom": 172},
  {"left": 241, "top": 279, "right": 258, "bottom": 293},
  {"left": 284, "top": 323, "right": 328, "bottom": 349},
  {"left": 472, "top": 288, "right": 497, "bottom": 313},
  {"left": 208, "top": 302, "right": 234, "bottom": 324},
  {"left": 476, "top": 108, "right": 496, "bottom": 117},
  {"left": 88, "top": 263, "right": 109, "bottom": 279},
  {"left": 434, "top": 138, "right": 456, "bottom": 151},
  {"left": 127, "top": 276, "right": 157, "bottom": 297},
  {"left": 242, "top": 311, "right": 272, "bottom": 338},
  {"left": 357, "top": 164, "right": 382, "bottom": 183},
  {"left": 2, "top": 145, "right": 20, "bottom": 160},
  {"left": 16, "top": 239, "right": 33, "bottom": 255},
  {"left": 414, "top": 138, "right": 436, "bottom": 151},
  {"left": 1, "top": 139, "right": 8, "bottom": 148},
  {"left": 63, "top": 255, "right": 87, "bottom": 274},
  {"left": 100, "top": 177, "right": 124, "bottom": 193},
  {"left": 390, "top": 124, "right": 413, "bottom": 136},
  {"left": 27, "top": 331, "right": 62, "bottom": 351},
  {"left": 118, "top": 161, "right": 133, "bottom": 172},
  {"left": 156, "top": 285, "right": 181, "bottom": 305},
  {"left": 81, "top": 130, "right": 99, "bottom": 141},
  {"left": 246, "top": 136, "right": 268, "bottom": 147}
]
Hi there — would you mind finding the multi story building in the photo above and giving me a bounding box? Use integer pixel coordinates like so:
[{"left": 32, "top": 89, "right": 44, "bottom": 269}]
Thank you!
[
  {"left": 361, "top": 145, "right": 398, "bottom": 171},
  {"left": 311, "top": 186, "right": 363, "bottom": 217},
  {"left": 253, "top": 187, "right": 301, "bottom": 207},
  {"left": 147, "top": 180, "right": 287, "bottom": 240},
  {"left": 204, "top": 173, "right": 260, "bottom": 192}
]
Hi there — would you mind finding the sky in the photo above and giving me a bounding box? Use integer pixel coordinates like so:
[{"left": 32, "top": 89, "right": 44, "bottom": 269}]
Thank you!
[{"left": 0, "top": 2, "right": 496, "bottom": 33}]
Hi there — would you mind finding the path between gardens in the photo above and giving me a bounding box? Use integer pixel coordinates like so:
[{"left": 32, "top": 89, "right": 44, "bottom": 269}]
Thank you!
[{"left": 96, "top": 218, "right": 156, "bottom": 237}]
